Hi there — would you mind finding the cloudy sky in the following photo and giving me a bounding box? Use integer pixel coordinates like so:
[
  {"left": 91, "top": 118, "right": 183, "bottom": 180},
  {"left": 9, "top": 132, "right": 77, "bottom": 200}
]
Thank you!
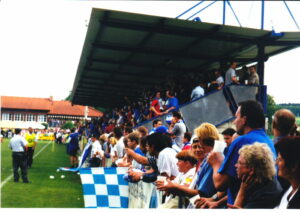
[{"left": 0, "top": 0, "right": 300, "bottom": 104}]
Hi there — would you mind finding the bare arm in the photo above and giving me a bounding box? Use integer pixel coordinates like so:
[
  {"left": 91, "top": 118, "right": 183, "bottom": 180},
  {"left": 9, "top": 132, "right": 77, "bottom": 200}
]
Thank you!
[
  {"left": 125, "top": 148, "right": 149, "bottom": 165},
  {"left": 207, "top": 152, "right": 230, "bottom": 191}
]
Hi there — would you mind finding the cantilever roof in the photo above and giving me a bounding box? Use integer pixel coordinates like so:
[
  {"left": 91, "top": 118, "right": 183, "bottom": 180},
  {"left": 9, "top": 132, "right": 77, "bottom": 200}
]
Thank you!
[{"left": 71, "top": 8, "right": 300, "bottom": 108}]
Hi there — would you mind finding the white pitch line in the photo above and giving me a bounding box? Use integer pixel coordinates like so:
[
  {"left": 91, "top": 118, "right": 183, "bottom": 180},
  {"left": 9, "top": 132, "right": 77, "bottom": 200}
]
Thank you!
[{"left": 0, "top": 142, "right": 52, "bottom": 188}]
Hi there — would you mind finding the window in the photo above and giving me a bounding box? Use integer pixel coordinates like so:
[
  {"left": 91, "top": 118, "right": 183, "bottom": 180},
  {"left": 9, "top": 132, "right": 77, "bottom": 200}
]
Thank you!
[
  {"left": 2, "top": 113, "right": 10, "bottom": 121},
  {"left": 27, "top": 114, "right": 34, "bottom": 121},
  {"left": 38, "top": 115, "right": 46, "bottom": 122},
  {"left": 14, "top": 114, "right": 21, "bottom": 121}
]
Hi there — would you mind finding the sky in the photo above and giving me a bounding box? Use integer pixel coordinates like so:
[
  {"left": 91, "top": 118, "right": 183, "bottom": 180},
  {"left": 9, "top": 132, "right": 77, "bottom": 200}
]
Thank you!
[{"left": 0, "top": 0, "right": 300, "bottom": 104}]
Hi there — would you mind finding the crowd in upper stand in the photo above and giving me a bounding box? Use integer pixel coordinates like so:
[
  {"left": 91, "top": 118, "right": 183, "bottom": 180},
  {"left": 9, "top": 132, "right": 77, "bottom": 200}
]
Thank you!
[{"left": 83, "top": 62, "right": 260, "bottom": 134}]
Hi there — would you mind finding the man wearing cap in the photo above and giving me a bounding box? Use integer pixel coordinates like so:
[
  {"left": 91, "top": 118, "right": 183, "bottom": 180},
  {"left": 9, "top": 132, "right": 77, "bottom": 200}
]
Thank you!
[
  {"left": 9, "top": 128, "right": 30, "bottom": 183},
  {"left": 25, "top": 127, "right": 38, "bottom": 168}
]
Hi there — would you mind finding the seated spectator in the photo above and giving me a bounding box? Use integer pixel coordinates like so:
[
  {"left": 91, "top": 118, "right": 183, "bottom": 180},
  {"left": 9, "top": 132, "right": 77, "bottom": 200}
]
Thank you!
[
  {"left": 228, "top": 142, "right": 282, "bottom": 209},
  {"left": 163, "top": 90, "right": 179, "bottom": 113},
  {"left": 157, "top": 150, "right": 197, "bottom": 208},
  {"left": 275, "top": 136, "right": 300, "bottom": 209},
  {"left": 182, "top": 132, "right": 192, "bottom": 150},
  {"left": 190, "top": 80, "right": 205, "bottom": 101}
]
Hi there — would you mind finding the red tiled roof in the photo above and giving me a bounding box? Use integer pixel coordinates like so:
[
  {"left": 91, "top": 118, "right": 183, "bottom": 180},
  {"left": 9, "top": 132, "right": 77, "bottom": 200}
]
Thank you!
[
  {"left": 1, "top": 96, "right": 51, "bottom": 111},
  {"left": 1, "top": 96, "right": 102, "bottom": 117},
  {"left": 49, "top": 101, "right": 102, "bottom": 117}
]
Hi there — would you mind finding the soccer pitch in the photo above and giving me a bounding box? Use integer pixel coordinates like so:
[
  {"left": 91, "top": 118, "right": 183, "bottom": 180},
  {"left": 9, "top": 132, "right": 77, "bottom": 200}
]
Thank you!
[{"left": 1, "top": 138, "right": 84, "bottom": 208}]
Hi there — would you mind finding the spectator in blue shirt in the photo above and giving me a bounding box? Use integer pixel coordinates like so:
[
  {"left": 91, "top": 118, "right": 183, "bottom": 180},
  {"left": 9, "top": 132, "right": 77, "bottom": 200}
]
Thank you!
[{"left": 163, "top": 90, "right": 179, "bottom": 114}]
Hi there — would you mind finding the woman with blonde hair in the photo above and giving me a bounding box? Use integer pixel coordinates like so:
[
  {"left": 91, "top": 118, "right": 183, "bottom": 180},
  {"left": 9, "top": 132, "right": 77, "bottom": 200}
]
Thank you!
[
  {"left": 228, "top": 142, "right": 282, "bottom": 208},
  {"left": 194, "top": 122, "right": 220, "bottom": 141}
]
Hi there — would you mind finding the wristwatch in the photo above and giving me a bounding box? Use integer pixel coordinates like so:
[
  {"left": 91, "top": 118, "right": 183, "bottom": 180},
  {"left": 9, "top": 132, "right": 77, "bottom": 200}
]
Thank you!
[{"left": 212, "top": 193, "right": 218, "bottom": 201}]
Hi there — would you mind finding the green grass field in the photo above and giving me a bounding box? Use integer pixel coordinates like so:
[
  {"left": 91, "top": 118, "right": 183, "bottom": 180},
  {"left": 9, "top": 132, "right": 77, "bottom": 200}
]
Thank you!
[{"left": 1, "top": 138, "right": 84, "bottom": 208}]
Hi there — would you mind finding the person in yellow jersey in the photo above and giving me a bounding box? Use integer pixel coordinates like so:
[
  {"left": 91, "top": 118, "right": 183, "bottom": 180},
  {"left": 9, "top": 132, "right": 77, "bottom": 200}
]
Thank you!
[{"left": 25, "top": 127, "right": 38, "bottom": 168}]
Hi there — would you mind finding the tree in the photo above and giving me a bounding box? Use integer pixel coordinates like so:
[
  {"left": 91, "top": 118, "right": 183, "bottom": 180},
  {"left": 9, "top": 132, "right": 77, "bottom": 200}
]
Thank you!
[
  {"left": 61, "top": 121, "right": 75, "bottom": 130},
  {"left": 266, "top": 94, "right": 281, "bottom": 134}
]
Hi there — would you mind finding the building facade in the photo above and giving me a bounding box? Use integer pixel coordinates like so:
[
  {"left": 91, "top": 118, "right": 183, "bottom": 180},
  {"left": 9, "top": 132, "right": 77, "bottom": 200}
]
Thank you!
[{"left": 1, "top": 96, "right": 102, "bottom": 129}]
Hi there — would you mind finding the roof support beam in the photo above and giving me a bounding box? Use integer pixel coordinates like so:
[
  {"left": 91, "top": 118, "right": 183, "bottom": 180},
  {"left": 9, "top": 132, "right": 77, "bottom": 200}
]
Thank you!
[{"left": 101, "top": 17, "right": 254, "bottom": 44}]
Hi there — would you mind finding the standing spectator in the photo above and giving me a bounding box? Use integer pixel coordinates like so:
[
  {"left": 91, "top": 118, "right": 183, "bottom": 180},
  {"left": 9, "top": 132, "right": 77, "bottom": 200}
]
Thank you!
[
  {"left": 157, "top": 150, "right": 197, "bottom": 208},
  {"left": 66, "top": 128, "right": 80, "bottom": 168},
  {"left": 208, "top": 100, "right": 276, "bottom": 206},
  {"left": 275, "top": 136, "right": 300, "bottom": 209},
  {"left": 125, "top": 133, "right": 179, "bottom": 180},
  {"left": 150, "top": 91, "right": 163, "bottom": 118},
  {"left": 113, "top": 127, "right": 125, "bottom": 161},
  {"left": 225, "top": 62, "right": 239, "bottom": 85},
  {"left": 228, "top": 143, "right": 282, "bottom": 209},
  {"left": 247, "top": 66, "right": 259, "bottom": 85},
  {"left": 215, "top": 70, "right": 224, "bottom": 89},
  {"left": 272, "top": 109, "right": 298, "bottom": 144},
  {"left": 25, "top": 127, "right": 38, "bottom": 168},
  {"left": 221, "top": 128, "right": 236, "bottom": 155},
  {"left": 190, "top": 80, "right": 205, "bottom": 101},
  {"left": 163, "top": 90, "right": 179, "bottom": 113},
  {"left": 89, "top": 134, "right": 104, "bottom": 167},
  {"left": 182, "top": 132, "right": 192, "bottom": 150},
  {"left": 9, "top": 128, "right": 30, "bottom": 183},
  {"left": 169, "top": 111, "right": 186, "bottom": 150},
  {"left": 272, "top": 109, "right": 297, "bottom": 193},
  {"left": 137, "top": 126, "right": 148, "bottom": 138},
  {"left": 149, "top": 119, "right": 162, "bottom": 135}
]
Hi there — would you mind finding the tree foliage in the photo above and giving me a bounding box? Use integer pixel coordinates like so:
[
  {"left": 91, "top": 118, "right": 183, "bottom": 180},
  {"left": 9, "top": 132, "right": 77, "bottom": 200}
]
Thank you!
[
  {"left": 61, "top": 121, "right": 75, "bottom": 130},
  {"left": 266, "top": 94, "right": 281, "bottom": 124}
]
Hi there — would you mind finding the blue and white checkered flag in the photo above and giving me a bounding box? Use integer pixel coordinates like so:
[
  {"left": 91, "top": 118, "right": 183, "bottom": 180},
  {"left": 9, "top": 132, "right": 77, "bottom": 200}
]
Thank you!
[
  {"left": 80, "top": 167, "right": 129, "bottom": 208},
  {"left": 58, "top": 140, "right": 92, "bottom": 172}
]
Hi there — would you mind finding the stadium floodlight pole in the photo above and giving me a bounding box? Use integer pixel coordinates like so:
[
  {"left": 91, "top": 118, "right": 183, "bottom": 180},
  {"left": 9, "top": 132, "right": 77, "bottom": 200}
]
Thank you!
[
  {"left": 223, "top": 0, "right": 226, "bottom": 25},
  {"left": 283, "top": 0, "right": 300, "bottom": 31},
  {"left": 187, "top": 0, "right": 217, "bottom": 21},
  {"left": 226, "top": 0, "right": 242, "bottom": 27},
  {"left": 176, "top": 0, "right": 205, "bottom": 19},
  {"left": 261, "top": 0, "right": 265, "bottom": 30}
]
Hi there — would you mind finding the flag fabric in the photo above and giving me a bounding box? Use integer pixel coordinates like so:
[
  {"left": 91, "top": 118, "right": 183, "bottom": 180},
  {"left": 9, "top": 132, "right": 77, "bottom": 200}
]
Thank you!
[
  {"left": 79, "top": 167, "right": 129, "bottom": 208},
  {"left": 58, "top": 140, "right": 92, "bottom": 172}
]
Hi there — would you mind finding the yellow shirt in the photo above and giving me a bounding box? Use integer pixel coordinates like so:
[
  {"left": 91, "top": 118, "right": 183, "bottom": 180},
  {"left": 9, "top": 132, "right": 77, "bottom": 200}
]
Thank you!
[{"left": 25, "top": 133, "right": 36, "bottom": 148}]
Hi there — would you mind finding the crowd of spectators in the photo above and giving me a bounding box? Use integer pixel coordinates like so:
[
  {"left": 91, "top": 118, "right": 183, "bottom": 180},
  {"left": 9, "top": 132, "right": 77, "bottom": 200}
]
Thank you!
[
  {"left": 72, "top": 62, "right": 260, "bottom": 137},
  {"left": 61, "top": 100, "right": 299, "bottom": 209}
]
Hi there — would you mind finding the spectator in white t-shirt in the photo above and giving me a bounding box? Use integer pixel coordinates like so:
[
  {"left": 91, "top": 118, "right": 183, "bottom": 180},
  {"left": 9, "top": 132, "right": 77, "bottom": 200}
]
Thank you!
[
  {"left": 113, "top": 127, "right": 124, "bottom": 161},
  {"left": 157, "top": 150, "right": 197, "bottom": 208},
  {"left": 89, "top": 134, "right": 104, "bottom": 167}
]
